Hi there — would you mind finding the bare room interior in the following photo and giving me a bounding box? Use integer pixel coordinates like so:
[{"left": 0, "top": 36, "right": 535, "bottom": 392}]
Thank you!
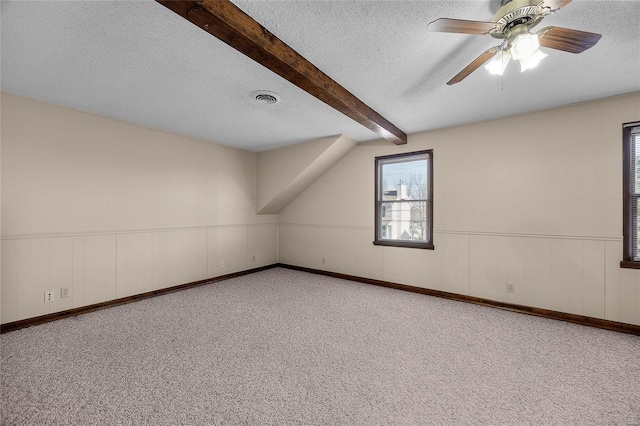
[{"left": 1, "top": 0, "right": 639, "bottom": 424}]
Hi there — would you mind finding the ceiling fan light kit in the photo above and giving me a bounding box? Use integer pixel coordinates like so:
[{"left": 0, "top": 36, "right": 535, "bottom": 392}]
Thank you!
[
  {"left": 427, "top": 0, "right": 602, "bottom": 84},
  {"left": 485, "top": 30, "right": 548, "bottom": 76}
]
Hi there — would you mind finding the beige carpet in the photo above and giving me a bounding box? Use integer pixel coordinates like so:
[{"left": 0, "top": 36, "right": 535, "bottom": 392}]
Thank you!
[{"left": 1, "top": 268, "right": 639, "bottom": 425}]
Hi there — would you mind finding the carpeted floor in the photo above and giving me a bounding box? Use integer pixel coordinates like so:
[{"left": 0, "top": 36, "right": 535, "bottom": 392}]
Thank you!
[{"left": 1, "top": 267, "right": 639, "bottom": 425}]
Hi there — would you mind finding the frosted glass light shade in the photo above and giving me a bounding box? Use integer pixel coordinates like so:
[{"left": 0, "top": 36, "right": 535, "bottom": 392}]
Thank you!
[
  {"left": 511, "top": 33, "right": 540, "bottom": 60},
  {"left": 519, "top": 48, "right": 547, "bottom": 71},
  {"left": 484, "top": 50, "right": 511, "bottom": 76}
]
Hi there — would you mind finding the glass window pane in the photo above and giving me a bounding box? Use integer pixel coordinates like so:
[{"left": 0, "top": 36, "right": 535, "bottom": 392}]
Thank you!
[
  {"left": 375, "top": 150, "right": 432, "bottom": 249},
  {"left": 635, "top": 135, "right": 640, "bottom": 194},
  {"left": 635, "top": 197, "right": 640, "bottom": 260},
  {"left": 624, "top": 124, "right": 640, "bottom": 264},
  {"left": 379, "top": 201, "right": 427, "bottom": 241},
  {"left": 380, "top": 159, "right": 428, "bottom": 201}
]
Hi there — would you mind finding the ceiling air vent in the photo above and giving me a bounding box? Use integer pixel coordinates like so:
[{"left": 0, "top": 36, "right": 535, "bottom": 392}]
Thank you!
[{"left": 251, "top": 90, "right": 281, "bottom": 105}]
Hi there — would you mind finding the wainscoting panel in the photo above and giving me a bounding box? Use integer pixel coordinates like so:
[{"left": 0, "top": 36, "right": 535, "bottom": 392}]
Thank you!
[
  {"left": 278, "top": 224, "right": 639, "bottom": 326},
  {"left": 72, "top": 236, "right": 86, "bottom": 308},
  {"left": 469, "top": 234, "right": 508, "bottom": 302},
  {"left": 582, "top": 240, "right": 606, "bottom": 319},
  {"left": 165, "top": 230, "right": 183, "bottom": 289},
  {"left": 152, "top": 232, "right": 167, "bottom": 292},
  {"left": 50, "top": 237, "right": 73, "bottom": 314},
  {"left": 196, "top": 229, "right": 209, "bottom": 281},
  {"left": 604, "top": 241, "right": 621, "bottom": 322},
  {"left": 84, "top": 234, "right": 109, "bottom": 306},
  {"left": 550, "top": 239, "right": 571, "bottom": 314},
  {"left": 106, "top": 235, "right": 118, "bottom": 301},
  {"left": 126, "top": 232, "right": 146, "bottom": 298},
  {"left": 18, "top": 238, "right": 51, "bottom": 320},
  {"left": 144, "top": 232, "right": 155, "bottom": 293},
  {"left": 181, "top": 230, "right": 196, "bottom": 285},
  {"left": 223, "top": 227, "right": 248, "bottom": 274},
  {"left": 1, "top": 224, "right": 278, "bottom": 324},
  {"left": 439, "top": 233, "right": 471, "bottom": 296},
  {"left": 1, "top": 240, "right": 19, "bottom": 323},
  {"left": 524, "top": 237, "right": 553, "bottom": 311},
  {"left": 506, "top": 237, "right": 526, "bottom": 305},
  {"left": 248, "top": 225, "right": 278, "bottom": 268},
  {"left": 180, "top": 229, "right": 196, "bottom": 284},
  {"left": 619, "top": 267, "right": 640, "bottom": 326},
  {"left": 116, "top": 234, "right": 128, "bottom": 298},
  {"left": 207, "top": 228, "right": 223, "bottom": 278},
  {"left": 382, "top": 245, "right": 431, "bottom": 289},
  {"left": 182, "top": 229, "right": 206, "bottom": 284},
  {"left": 569, "top": 240, "right": 585, "bottom": 316}
]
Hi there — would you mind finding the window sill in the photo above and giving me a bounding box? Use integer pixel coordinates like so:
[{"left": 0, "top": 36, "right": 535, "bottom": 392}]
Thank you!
[
  {"left": 373, "top": 241, "right": 434, "bottom": 250},
  {"left": 620, "top": 260, "right": 640, "bottom": 269}
]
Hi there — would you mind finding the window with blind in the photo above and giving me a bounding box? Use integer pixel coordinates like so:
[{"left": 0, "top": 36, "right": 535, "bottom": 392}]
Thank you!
[
  {"left": 374, "top": 150, "right": 433, "bottom": 249},
  {"left": 622, "top": 122, "right": 640, "bottom": 267}
]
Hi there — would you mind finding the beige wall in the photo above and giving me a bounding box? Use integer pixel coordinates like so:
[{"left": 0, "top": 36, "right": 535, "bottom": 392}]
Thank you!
[
  {"left": 1, "top": 93, "right": 278, "bottom": 323},
  {"left": 257, "top": 134, "right": 357, "bottom": 214},
  {"left": 279, "top": 93, "right": 640, "bottom": 326},
  {"left": 3, "top": 91, "right": 640, "bottom": 327}
]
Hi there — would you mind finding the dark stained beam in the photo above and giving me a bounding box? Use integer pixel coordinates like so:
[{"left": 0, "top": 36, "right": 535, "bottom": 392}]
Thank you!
[{"left": 156, "top": 0, "right": 407, "bottom": 145}]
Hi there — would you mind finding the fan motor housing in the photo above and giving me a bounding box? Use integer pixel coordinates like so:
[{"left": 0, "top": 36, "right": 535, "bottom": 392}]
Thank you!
[{"left": 491, "top": 0, "right": 548, "bottom": 38}]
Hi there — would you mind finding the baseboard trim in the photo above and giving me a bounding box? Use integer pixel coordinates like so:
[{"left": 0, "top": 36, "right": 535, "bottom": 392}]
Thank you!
[
  {"left": 278, "top": 263, "right": 640, "bottom": 336},
  {"left": 0, "top": 264, "right": 278, "bottom": 334}
]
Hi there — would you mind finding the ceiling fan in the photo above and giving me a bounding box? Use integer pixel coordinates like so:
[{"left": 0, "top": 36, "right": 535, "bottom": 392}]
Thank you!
[{"left": 427, "top": 0, "right": 602, "bottom": 85}]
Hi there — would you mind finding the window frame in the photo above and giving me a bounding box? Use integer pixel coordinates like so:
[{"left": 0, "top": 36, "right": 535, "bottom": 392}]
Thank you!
[
  {"left": 374, "top": 150, "right": 434, "bottom": 250},
  {"left": 621, "top": 122, "right": 640, "bottom": 268}
]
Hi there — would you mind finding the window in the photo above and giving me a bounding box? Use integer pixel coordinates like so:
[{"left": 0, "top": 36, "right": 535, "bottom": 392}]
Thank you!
[
  {"left": 622, "top": 122, "right": 640, "bottom": 268},
  {"left": 374, "top": 150, "right": 433, "bottom": 249}
]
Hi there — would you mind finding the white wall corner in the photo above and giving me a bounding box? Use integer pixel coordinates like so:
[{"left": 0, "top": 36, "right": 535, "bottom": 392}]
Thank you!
[{"left": 256, "top": 134, "right": 357, "bottom": 214}]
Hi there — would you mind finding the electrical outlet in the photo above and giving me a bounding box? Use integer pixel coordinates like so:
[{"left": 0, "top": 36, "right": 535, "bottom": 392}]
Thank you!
[
  {"left": 322, "top": 257, "right": 326, "bottom": 264},
  {"left": 252, "top": 255, "right": 255, "bottom": 262},
  {"left": 220, "top": 260, "right": 225, "bottom": 268},
  {"left": 61, "top": 287, "right": 70, "bottom": 299},
  {"left": 507, "top": 283, "right": 515, "bottom": 293},
  {"left": 44, "top": 291, "right": 54, "bottom": 303}
]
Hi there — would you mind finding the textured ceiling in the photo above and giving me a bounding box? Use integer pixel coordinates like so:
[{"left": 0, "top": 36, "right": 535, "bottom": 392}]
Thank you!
[{"left": 2, "top": 0, "right": 639, "bottom": 151}]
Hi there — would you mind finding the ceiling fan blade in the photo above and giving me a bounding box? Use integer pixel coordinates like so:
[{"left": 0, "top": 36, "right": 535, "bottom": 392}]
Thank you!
[
  {"left": 537, "top": 26, "right": 602, "bottom": 53},
  {"left": 447, "top": 47, "right": 501, "bottom": 85},
  {"left": 540, "top": 0, "right": 573, "bottom": 11},
  {"left": 427, "top": 18, "right": 496, "bottom": 35}
]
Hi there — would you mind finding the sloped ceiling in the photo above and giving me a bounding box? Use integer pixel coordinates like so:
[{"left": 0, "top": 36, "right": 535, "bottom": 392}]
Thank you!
[{"left": 2, "top": 0, "right": 639, "bottom": 152}]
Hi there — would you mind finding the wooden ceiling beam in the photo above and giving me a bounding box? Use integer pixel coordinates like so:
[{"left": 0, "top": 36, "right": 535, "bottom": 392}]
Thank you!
[{"left": 156, "top": 0, "right": 407, "bottom": 145}]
